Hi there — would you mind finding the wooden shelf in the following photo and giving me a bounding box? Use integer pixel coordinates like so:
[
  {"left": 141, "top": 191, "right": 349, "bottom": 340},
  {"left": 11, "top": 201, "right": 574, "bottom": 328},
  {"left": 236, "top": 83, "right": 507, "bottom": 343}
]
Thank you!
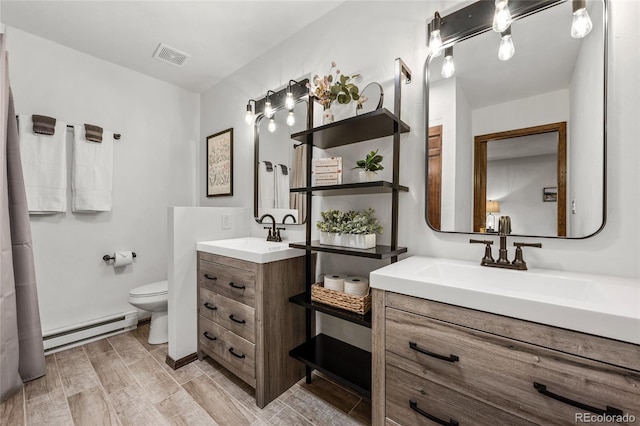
[
  {"left": 291, "top": 181, "right": 408, "bottom": 196},
  {"left": 289, "top": 293, "right": 372, "bottom": 328},
  {"left": 289, "top": 334, "right": 372, "bottom": 399},
  {"left": 291, "top": 108, "right": 410, "bottom": 149},
  {"left": 289, "top": 241, "right": 407, "bottom": 259}
]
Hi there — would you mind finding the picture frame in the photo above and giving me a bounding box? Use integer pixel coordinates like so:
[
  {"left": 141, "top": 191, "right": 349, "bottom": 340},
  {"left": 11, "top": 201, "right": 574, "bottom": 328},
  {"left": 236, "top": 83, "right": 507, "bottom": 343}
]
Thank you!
[
  {"left": 206, "top": 128, "right": 233, "bottom": 197},
  {"left": 543, "top": 186, "right": 557, "bottom": 202}
]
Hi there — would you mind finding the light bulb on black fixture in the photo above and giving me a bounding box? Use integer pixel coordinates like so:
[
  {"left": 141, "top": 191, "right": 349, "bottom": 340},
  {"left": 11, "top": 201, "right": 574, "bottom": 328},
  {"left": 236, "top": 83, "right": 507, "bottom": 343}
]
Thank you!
[
  {"left": 287, "top": 111, "right": 295, "bottom": 127},
  {"left": 571, "top": 0, "right": 593, "bottom": 38},
  {"left": 245, "top": 100, "right": 254, "bottom": 125},
  {"left": 264, "top": 90, "right": 275, "bottom": 118},
  {"left": 493, "top": 0, "right": 512, "bottom": 33},
  {"left": 498, "top": 27, "right": 515, "bottom": 61},
  {"left": 441, "top": 46, "right": 455, "bottom": 78},
  {"left": 268, "top": 117, "right": 276, "bottom": 133},
  {"left": 428, "top": 12, "right": 443, "bottom": 58}
]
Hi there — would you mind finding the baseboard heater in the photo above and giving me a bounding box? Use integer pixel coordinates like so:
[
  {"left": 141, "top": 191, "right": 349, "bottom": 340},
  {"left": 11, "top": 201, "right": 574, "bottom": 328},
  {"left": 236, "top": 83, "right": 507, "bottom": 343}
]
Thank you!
[{"left": 43, "top": 311, "right": 138, "bottom": 355}]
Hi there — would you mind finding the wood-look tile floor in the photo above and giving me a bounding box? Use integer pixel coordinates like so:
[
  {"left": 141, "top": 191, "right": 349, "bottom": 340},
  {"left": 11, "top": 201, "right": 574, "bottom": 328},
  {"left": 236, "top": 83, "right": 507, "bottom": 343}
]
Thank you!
[{"left": 0, "top": 324, "right": 371, "bottom": 426}]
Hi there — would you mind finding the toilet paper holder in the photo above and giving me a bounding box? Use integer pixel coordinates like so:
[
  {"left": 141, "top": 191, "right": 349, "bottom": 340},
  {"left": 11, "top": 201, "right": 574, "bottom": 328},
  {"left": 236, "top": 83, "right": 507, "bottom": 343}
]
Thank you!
[{"left": 102, "top": 252, "right": 137, "bottom": 261}]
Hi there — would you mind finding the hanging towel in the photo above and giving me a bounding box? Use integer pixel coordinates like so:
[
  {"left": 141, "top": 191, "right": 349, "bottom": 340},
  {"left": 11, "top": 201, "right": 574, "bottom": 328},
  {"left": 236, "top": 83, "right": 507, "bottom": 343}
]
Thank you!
[
  {"left": 17, "top": 114, "right": 67, "bottom": 213},
  {"left": 84, "top": 123, "right": 103, "bottom": 143},
  {"left": 274, "top": 164, "right": 290, "bottom": 209},
  {"left": 72, "top": 125, "right": 113, "bottom": 212},
  {"left": 258, "top": 161, "right": 275, "bottom": 209},
  {"left": 32, "top": 115, "right": 56, "bottom": 135}
]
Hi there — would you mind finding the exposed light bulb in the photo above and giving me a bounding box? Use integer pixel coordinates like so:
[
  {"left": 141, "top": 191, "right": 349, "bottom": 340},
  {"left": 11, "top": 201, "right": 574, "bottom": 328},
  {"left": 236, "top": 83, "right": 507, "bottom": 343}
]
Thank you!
[
  {"left": 441, "top": 47, "right": 455, "bottom": 79},
  {"left": 571, "top": 7, "right": 593, "bottom": 38},
  {"left": 268, "top": 117, "right": 276, "bottom": 133},
  {"left": 285, "top": 92, "right": 295, "bottom": 110},
  {"left": 498, "top": 32, "right": 515, "bottom": 61},
  {"left": 429, "top": 30, "right": 443, "bottom": 58},
  {"left": 264, "top": 101, "right": 273, "bottom": 119},
  {"left": 286, "top": 111, "right": 295, "bottom": 127},
  {"left": 493, "top": 0, "right": 512, "bottom": 33},
  {"left": 245, "top": 109, "right": 253, "bottom": 125}
]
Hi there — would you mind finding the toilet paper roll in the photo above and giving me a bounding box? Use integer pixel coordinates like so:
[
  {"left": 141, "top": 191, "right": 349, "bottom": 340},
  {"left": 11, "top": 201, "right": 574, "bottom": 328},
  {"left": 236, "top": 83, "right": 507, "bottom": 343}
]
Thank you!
[
  {"left": 344, "top": 276, "right": 369, "bottom": 296},
  {"left": 323, "top": 273, "right": 347, "bottom": 292},
  {"left": 114, "top": 251, "right": 133, "bottom": 267}
]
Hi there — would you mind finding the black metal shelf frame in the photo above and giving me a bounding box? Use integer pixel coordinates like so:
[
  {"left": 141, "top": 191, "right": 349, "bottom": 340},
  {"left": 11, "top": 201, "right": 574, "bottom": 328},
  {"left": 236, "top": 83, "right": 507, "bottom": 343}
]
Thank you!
[{"left": 289, "top": 58, "right": 412, "bottom": 399}]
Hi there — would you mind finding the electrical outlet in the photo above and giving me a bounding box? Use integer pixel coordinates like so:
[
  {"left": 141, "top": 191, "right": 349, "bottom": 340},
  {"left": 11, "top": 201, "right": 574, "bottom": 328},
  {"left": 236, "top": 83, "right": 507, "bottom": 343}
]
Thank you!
[{"left": 221, "top": 213, "right": 232, "bottom": 230}]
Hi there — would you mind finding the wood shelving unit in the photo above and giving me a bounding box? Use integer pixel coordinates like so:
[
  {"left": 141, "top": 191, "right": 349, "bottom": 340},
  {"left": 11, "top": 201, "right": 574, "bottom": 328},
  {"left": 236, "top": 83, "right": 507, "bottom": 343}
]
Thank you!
[{"left": 288, "top": 59, "right": 412, "bottom": 399}]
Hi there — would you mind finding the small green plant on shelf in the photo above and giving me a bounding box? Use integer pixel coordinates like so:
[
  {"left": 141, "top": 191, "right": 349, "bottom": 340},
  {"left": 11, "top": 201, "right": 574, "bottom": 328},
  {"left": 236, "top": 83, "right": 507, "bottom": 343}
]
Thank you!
[
  {"left": 317, "top": 208, "right": 383, "bottom": 235},
  {"left": 353, "top": 149, "right": 384, "bottom": 173}
]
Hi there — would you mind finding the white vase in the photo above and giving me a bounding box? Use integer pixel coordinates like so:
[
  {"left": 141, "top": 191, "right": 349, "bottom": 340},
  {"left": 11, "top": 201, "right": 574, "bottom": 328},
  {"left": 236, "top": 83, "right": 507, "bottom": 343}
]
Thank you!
[
  {"left": 322, "top": 108, "right": 334, "bottom": 125},
  {"left": 358, "top": 170, "right": 377, "bottom": 182},
  {"left": 319, "top": 232, "right": 376, "bottom": 249}
]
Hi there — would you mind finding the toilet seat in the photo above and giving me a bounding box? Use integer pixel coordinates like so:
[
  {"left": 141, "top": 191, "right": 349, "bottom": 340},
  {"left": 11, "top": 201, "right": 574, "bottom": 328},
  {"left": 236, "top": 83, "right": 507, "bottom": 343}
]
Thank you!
[{"left": 129, "top": 280, "right": 168, "bottom": 298}]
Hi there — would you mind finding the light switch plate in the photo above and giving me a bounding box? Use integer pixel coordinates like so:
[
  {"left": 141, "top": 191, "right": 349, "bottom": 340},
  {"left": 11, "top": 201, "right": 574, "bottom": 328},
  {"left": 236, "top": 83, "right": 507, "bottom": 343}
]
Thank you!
[{"left": 222, "top": 213, "right": 232, "bottom": 230}]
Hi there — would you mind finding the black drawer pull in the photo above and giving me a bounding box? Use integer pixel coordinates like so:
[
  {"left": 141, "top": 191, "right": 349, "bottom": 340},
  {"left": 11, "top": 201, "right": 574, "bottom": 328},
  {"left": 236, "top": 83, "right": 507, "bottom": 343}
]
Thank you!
[
  {"left": 533, "top": 382, "right": 623, "bottom": 416},
  {"left": 229, "top": 314, "right": 246, "bottom": 324},
  {"left": 409, "top": 341, "right": 459, "bottom": 363},
  {"left": 410, "top": 400, "right": 458, "bottom": 426},
  {"left": 204, "top": 274, "right": 217, "bottom": 280},
  {"left": 228, "top": 282, "right": 246, "bottom": 290},
  {"left": 202, "top": 331, "right": 217, "bottom": 341},
  {"left": 203, "top": 302, "right": 217, "bottom": 311},
  {"left": 228, "top": 348, "right": 245, "bottom": 359}
]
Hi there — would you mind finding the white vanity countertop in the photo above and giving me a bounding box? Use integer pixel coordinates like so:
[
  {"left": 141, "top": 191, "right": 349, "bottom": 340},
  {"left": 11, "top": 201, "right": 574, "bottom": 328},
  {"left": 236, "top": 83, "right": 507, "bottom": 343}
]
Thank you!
[
  {"left": 197, "top": 237, "right": 304, "bottom": 264},
  {"left": 370, "top": 256, "right": 640, "bottom": 345}
]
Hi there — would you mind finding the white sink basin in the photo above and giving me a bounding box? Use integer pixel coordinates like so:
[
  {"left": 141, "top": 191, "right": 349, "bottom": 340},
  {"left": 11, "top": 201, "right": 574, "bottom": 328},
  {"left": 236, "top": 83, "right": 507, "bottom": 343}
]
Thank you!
[
  {"left": 197, "top": 237, "right": 304, "bottom": 264},
  {"left": 370, "top": 256, "right": 640, "bottom": 344}
]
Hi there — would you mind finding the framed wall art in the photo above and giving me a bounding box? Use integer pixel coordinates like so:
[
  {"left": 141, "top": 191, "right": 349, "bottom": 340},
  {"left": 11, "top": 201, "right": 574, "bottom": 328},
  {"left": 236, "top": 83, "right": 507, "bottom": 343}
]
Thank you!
[
  {"left": 543, "top": 186, "right": 557, "bottom": 202},
  {"left": 206, "top": 128, "right": 233, "bottom": 197}
]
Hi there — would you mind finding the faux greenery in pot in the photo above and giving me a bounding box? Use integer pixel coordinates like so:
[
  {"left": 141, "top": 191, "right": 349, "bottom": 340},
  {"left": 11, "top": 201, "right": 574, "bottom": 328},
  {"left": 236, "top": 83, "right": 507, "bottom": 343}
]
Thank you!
[
  {"left": 317, "top": 208, "right": 383, "bottom": 235},
  {"left": 353, "top": 150, "right": 384, "bottom": 182}
]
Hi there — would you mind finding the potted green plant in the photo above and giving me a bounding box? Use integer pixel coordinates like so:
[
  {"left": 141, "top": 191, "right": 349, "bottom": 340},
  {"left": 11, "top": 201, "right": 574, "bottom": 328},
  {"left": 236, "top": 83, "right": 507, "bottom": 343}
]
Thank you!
[
  {"left": 317, "top": 208, "right": 383, "bottom": 249},
  {"left": 353, "top": 149, "right": 384, "bottom": 182}
]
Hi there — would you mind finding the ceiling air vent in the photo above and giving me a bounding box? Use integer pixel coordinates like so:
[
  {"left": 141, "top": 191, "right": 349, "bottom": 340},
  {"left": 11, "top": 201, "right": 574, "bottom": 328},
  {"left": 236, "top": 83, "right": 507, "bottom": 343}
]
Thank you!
[{"left": 153, "top": 43, "right": 190, "bottom": 67}]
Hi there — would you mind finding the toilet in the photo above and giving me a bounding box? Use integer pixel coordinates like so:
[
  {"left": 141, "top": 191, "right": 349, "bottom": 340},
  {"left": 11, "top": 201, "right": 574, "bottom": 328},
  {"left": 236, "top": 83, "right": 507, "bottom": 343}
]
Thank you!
[{"left": 128, "top": 280, "right": 168, "bottom": 344}]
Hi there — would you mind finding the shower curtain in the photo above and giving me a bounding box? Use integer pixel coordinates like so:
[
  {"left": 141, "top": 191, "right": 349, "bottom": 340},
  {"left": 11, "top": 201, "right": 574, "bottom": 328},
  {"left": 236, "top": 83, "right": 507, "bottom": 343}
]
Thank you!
[{"left": 0, "top": 33, "right": 46, "bottom": 403}]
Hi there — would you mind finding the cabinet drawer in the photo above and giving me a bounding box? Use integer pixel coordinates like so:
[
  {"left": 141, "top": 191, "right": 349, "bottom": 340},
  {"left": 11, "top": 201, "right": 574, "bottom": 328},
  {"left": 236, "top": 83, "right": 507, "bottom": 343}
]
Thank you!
[
  {"left": 386, "top": 307, "right": 640, "bottom": 425},
  {"left": 386, "top": 363, "right": 534, "bottom": 426},
  {"left": 199, "top": 316, "right": 256, "bottom": 386},
  {"left": 199, "top": 287, "right": 255, "bottom": 343},
  {"left": 199, "top": 260, "right": 255, "bottom": 307}
]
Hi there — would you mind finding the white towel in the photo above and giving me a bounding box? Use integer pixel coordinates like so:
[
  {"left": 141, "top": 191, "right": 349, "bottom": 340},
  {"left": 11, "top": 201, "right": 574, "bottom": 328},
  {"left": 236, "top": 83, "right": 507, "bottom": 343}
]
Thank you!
[
  {"left": 274, "top": 164, "right": 290, "bottom": 209},
  {"left": 72, "top": 125, "right": 113, "bottom": 212},
  {"left": 17, "top": 114, "right": 67, "bottom": 213},
  {"left": 258, "top": 161, "right": 275, "bottom": 209}
]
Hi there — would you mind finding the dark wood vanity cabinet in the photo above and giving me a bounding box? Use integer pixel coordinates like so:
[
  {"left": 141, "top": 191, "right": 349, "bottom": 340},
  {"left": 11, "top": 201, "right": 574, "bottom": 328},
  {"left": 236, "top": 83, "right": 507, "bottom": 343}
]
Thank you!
[
  {"left": 197, "top": 251, "right": 312, "bottom": 408},
  {"left": 373, "top": 290, "right": 640, "bottom": 425}
]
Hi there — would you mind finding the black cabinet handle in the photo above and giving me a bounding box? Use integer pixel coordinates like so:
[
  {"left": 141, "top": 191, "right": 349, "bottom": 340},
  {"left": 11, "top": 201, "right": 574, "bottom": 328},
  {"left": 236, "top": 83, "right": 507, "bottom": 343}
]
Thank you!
[
  {"left": 409, "top": 341, "right": 459, "bottom": 363},
  {"left": 202, "top": 331, "right": 217, "bottom": 341},
  {"left": 229, "top": 314, "right": 246, "bottom": 324},
  {"left": 204, "top": 274, "right": 217, "bottom": 280},
  {"left": 203, "top": 302, "right": 217, "bottom": 311},
  {"left": 228, "top": 348, "right": 246, "bottom": 359},
  {"left": 228, "top": 282, "right": 246, "bottom": 290},
  {"left": 409, "top": 400, "right": 458, "bottom": 426},
  {"left": 533, "top": 382, "right": 623, "bottom": 416}
]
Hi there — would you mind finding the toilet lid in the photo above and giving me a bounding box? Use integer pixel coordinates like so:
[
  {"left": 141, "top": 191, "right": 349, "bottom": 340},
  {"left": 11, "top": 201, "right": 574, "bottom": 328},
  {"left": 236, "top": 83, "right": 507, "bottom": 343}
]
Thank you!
[{"left": 130, "top": 280, "right": 168, "bottom": 297}]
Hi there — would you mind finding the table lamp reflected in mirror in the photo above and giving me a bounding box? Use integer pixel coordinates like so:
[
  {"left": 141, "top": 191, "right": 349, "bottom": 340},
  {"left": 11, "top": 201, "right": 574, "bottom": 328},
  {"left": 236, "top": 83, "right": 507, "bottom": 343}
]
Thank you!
[{"left": 486, "top": 200, "right": 500, "bottom": 233}]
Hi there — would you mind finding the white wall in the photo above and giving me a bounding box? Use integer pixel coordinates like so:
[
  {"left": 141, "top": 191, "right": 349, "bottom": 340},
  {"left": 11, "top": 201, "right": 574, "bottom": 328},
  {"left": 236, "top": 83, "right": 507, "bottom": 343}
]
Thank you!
[
  {"left": 199, "top": 0, "right": 639, "bottom": 349},
  {"left": 487, "top": 154, "right": 558, "bottom": 236},
  {"left": 455, "top": 80, "right": 473, "bottom": 231},
  {"left": 7, "top": 27, "right": 200, "bottom": 332},
  {"left": 168, "top": 207, "right": 249, "bottom": 361}
]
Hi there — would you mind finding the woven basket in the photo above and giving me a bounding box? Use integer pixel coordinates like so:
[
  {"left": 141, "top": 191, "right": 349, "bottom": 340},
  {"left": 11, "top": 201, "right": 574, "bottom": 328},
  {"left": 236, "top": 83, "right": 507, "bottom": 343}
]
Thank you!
[{"left": 311, "top": 283, "right": 371, "bottom": 315}]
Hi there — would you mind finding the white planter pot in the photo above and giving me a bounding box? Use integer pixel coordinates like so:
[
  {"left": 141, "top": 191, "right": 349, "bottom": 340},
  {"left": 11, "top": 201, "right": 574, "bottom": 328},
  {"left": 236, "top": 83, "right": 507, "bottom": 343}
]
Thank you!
[
  {"left": 319, "top": 232, "right": 376, "bottom": 249},
  {"left": 358, "top": 171, "right": 377, "bottom": 182}
]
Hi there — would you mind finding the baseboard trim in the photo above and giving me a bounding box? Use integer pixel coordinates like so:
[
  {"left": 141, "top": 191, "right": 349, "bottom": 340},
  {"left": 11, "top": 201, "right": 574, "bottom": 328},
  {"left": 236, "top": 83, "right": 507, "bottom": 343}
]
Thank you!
[{"left": 166, "top": 352, "right": 198, "bottom": 370}]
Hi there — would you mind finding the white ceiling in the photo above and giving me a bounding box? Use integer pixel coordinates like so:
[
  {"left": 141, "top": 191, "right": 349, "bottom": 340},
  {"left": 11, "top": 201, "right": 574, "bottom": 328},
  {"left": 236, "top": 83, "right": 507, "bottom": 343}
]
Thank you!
[
  {"left": 487, "top": 133, "right": 558, "bottom": 161},
  {"left": 1, "top": 1, "right": 345, "bottom": 93}
]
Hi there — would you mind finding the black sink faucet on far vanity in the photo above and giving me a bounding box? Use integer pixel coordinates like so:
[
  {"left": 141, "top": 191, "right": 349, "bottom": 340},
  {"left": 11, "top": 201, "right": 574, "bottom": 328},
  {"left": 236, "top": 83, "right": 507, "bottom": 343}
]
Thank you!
[
  {"left": 258, "top": 214, "right": 284, "bottom": 242},
  {"left": 470, "top": 216, "right": 541, "bottom": 270}
]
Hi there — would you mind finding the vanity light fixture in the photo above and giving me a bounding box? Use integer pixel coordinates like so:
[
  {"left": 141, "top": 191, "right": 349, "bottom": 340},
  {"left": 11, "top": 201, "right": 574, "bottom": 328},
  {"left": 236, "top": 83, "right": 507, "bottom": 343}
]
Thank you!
[
  {"left": 285, "top": 80, "right": 297, "bottom": 111},
  {"left": 245, "top": 99, "right": 256, "bottom": 125},
  {"left": 428, "top": 11, "right": 443, "bottom": 57},
  {"left": 498, "top": 26, "right": 515, "bottom": 61},
  {"left": 571, "top": 0, "right": 593, "bottom": 38},
  {"left": 264, "top": 90, "right": 275, "bottom": 118},
  {"left": 268, "top": 117, "right": 276, "bottom": 133},
  {"left": 441, "top": 46, "right": 455, "bottom": 78},
  {"left": 492, "top": 0, "right": 512, "bottom": 33}
]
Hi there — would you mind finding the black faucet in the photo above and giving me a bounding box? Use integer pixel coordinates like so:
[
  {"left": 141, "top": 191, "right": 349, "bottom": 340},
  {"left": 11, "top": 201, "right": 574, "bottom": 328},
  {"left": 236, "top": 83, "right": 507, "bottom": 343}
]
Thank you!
[
  {"left": 258, "top": 214, "right": 283, "bottom": 242},
  {"left": 282, "top": 214, "right": 297, "bottom": 224}
]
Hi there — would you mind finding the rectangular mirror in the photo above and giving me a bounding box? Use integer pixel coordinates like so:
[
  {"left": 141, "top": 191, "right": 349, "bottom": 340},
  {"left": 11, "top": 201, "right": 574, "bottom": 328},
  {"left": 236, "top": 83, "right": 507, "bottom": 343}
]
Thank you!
[{"left": 426, "top": 0, "right": 606, "bottom": 238}]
